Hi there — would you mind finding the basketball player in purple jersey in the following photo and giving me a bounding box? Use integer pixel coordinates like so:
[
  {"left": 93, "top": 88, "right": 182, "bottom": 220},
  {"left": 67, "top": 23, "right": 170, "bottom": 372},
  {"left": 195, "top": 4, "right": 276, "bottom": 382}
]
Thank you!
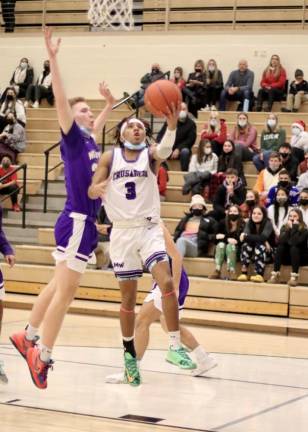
[
  {"left": 89, "top": 114, "right": 196, "bottom": 386},
  {"left": 106, "top": 224, "right": 217, "bottom": 384},
  {"left": 10, "top": 27, "right": 116, "bottom": 389}
]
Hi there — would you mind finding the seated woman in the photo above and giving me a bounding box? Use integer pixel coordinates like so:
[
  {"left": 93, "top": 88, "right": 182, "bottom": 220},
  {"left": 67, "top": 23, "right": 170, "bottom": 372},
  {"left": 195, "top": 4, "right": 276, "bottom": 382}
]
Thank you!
[
  {"left": 200, "top": 110, "right": 227, "bottom": 156},
  {"left": 298, "top": 188, "right": 308, "bottom": 226},
  {"left": 174, "top": 194, "right": 218, "bottom": 258},
  {"left": 0, "top": 156, "right": 20, "bottom": 211},
  {"left": 217, "top": 139, "right": 245, "bottom": 182},
  {"left": 240, "top": 190, "right": 261, "bottom": 221},
  {"left": 237, "top": 206, "right": 274, "bottom": 283},
  {"left": 204, "top": 59, "right": 223, "bottom": 109},
  {"left": 183, "top": 59, "right": 207, "bottom": 117},
  {"left": 9, "top": 57, "right": 33, "bottom": 98},
  {"left": 210, "top": 204, "right": 245, "bottom": 280},
  {"left": 183, "top": 140, "right": 218, "bottom": 196},
  {"left": 0, "top": 87, "right": 26, "bottom": 132},
  {"left": 267, "top": 187, "right": 291, "bottom": 240},
  {"left": 256, "top": 54, "right": 287, "bottom": 112},
  {"left": 171, "top": 66, "right": 186, "bottom": 91},
  {"left": 230, "top": 112, "right": 258, "bottom": 161},
  {"left": 0, "top": 113, "right": 26, "bottom": 163},
  {"left": 24, "top": 60, "right": 53, "bottom": 108},
  {"left": 268, "top": 208, "right": 308, "bottom": 287},
  {"left": 253, "top": 113, "right": 286, "bottom": 171}
]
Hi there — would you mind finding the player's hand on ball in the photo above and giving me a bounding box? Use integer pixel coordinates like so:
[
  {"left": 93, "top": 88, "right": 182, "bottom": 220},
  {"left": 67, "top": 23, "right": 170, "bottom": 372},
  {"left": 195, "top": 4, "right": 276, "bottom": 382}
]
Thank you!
[
  {"left": 164, "top": 102, "right": 181, "bottom": 131},
  {"left": 5, "top": 255, "right": 15, "bottom": 267},
  {"left": 99, "top": 82, "right": 116, "bottom": 107},
  {"left": 44, "top": 27, "right": 61, "bottom": 58}
]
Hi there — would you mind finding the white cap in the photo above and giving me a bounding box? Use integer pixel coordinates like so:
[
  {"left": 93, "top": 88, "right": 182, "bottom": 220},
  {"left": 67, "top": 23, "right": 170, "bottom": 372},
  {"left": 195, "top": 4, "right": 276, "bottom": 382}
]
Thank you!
[{"left": 189, "top": 194, "right": 206, "bottom": 209}]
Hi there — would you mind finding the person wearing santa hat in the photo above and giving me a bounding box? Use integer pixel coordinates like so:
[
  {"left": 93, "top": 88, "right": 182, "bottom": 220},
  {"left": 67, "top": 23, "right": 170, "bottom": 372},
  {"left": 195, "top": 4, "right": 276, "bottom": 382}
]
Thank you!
[{"left": 290, "top": 120, "right": 308, "bottom": 163}]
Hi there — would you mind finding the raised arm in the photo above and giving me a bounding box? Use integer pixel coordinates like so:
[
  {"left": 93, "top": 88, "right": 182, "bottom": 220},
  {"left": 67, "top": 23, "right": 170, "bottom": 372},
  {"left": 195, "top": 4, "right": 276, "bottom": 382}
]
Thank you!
[
  {"left": 152, "top": 103, "right": 180, "bottom": 162},
  {"left": 44, "top": 27, "right": 73, "bottom": 134},
  {"left": 92, "top": 82, "right": 116, "bottom": 142},
  {"left": 88, "top": 150, "right": 113, "bottom": 199}
]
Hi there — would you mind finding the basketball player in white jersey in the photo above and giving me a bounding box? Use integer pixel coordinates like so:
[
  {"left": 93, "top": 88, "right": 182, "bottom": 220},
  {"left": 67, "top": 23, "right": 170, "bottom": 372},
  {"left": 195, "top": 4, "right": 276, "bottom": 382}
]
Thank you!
[{"left": 88, "top": 111, "right": 196, "bottom": 386}]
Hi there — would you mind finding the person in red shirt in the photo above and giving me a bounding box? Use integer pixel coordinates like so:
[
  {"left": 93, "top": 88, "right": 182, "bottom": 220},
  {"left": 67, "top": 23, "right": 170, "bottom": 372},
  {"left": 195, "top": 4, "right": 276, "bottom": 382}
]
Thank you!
[
  {"left": 256, "top": 54, "right": 287, "bottom": 112},
  {"left": 157, "top": 161, "right": 169, "bottom": 201},
  {"left": 0, "top": 156, "right": 20, "bottom": 211},
  {"left": 171, "top": 67, "right": 186, "bottom": 91},
  {"left": 200, "top": 109, "right": 227, "bottom": 156}
]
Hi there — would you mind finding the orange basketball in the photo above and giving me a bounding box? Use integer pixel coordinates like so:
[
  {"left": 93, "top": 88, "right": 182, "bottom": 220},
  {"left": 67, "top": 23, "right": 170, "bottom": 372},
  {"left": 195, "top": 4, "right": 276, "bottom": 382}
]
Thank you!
[{"left": 144, "top": 80, "right": 182, "bottom": 117}]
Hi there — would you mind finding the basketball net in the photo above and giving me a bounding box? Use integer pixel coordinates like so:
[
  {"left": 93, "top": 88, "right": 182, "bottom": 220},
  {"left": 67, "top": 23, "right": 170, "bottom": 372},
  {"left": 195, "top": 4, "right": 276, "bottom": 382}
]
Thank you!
[{"left": 88, "top": 0, "right": 134, "bottom": 31}]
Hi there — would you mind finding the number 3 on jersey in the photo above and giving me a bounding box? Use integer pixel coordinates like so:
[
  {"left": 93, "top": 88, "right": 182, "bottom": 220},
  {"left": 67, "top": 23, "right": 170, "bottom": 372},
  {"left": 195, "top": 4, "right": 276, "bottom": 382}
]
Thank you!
[{"left": 125, "top": 181, "right": 136, "bottom": 200}]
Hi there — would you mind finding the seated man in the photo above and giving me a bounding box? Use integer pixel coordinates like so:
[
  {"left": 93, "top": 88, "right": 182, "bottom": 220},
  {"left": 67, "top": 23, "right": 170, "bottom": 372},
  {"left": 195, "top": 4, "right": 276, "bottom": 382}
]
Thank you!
[
  {"left": 278, "top": 143, "right": 299, "bottom": 183},
  {"left": 24, "top": 60, "right": 53, "bottom": 108},
  {"left": 0, "top": 113, "right": 26, "bottom": 163},
  {"left": 253, "top": 152, "right": 282, "bottom": 204},
  {"left": 0, "top": 156, "right": 20, "bottom": 211},
  {"left": 213, "top": 168, "right": 246, "bottom": 220},
  {"left": 267, "top": 169, "right": 299, "bottom": 207},
  {"left": 156, "top": 103, "right": 196, "bottom": 171},
  {"left": 219, "top": 59, "right": 254, "bottom": 112}
]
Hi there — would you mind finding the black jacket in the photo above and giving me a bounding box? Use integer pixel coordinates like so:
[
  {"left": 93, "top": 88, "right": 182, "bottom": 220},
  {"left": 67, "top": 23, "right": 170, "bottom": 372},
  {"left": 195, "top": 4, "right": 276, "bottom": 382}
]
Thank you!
[
  {"left": 174, "top": 212, "right": 219, "bottom": 257},
  {"left": 215, "top": 219, "right": 245, "bottom": 245},
  {"left": 157, "top": 117, "right": 197, "bottom": 152},
  {"left": 243, "top": 219, "right": 275, "bottom": 246},
  {"left": 281, "top": 155, "right": 299, "bottom": 182},
  {"left": 213, "top": 180, "right": 246, "bottom": 220},
  {"left": 289, "top": 80, "right": 308, "bottom": 95},
  {"left": 278, "top": 224, "right": 308, "bottom": 248},
  {"left": 217, "top": 152, "right": 244, "bottom": 180}
]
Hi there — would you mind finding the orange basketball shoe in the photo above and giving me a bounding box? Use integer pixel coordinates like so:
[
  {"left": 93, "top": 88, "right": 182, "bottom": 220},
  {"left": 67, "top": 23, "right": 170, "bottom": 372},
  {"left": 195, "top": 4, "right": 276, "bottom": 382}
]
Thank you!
[
  {"left": 26, "top": 347, "right": 53, "bottom": 389},
  {"left": 10, "top": 330, "right": 39, "bottom": 359}
]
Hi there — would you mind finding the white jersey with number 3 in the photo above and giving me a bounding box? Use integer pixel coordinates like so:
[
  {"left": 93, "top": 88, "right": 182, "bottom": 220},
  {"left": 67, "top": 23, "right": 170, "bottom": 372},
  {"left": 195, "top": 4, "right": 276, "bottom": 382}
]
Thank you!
[{"left": 104, "top": 147, "right": 161, "bottom": 223}]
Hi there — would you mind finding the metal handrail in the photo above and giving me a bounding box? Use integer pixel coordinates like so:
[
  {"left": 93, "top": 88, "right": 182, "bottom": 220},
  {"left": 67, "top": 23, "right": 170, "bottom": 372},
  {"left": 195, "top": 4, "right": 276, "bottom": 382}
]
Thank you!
[
  {"left": 43, "top": 140, "right": 62, "bottom": 213},
  {"left": 0, "top": 164, "right": 27, "bottom": 228}
]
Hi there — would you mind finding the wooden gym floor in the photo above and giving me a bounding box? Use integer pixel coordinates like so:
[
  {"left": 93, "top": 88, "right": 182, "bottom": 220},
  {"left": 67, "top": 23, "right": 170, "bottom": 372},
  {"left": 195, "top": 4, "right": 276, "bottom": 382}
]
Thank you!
[{"left": 1, "top": 309, "right": 308, "bottom": 432}]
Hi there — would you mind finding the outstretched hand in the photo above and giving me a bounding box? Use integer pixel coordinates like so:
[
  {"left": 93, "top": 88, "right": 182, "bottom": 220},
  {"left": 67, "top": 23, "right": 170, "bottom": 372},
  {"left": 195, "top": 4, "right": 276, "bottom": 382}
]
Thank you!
[
  {"left": 44, "top": 26, "right": 61, "bottom": 58},
  {"left": 98, "top": 82, "right": 116, "bottom": 106},
  {"left": 159, "top": 101, "right": 181, "bottom": 131}
]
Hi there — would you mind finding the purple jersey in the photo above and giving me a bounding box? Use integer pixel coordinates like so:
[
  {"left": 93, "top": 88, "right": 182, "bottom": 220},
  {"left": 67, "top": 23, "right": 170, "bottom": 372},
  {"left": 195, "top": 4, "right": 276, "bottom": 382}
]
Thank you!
[{"left": 60, "top": 121, "right": 101, "bottom": 219}]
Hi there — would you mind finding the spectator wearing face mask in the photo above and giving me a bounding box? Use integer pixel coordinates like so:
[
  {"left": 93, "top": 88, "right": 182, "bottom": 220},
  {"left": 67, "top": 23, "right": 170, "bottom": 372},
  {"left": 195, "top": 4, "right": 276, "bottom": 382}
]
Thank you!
[
  {"left": 182, "top": 139, "right": 218, "bottom": 196},
  {"left": 9, "top": 57, "right": 33, "bottom": 98},
  {"left": 174, "top": 194, "right": 218, "bottom": 257},
  {"left": 200, "top": 110, "right": 227, "bottom": 156},
  {"left": 266, "top": 169, "right": 299, "bottom": 207},
  {"left": 253, "top": 113, "right": 286, "bottom": 172},
  {"left": 171, "top": 66, "right": 186, "bottom": 91},
  {"left": 219, "top": 59, "right": 254, "bottom": 112},
  {"left": 210, "top": 204, "right": 245, "bottom": 280},
  {"left": 24, "top": 60, "right": 53, "bottom": 108},
  {"left": 278, "top": 143, "right": 298, "bottom": 182},
  {"left": 231, "top": 112, "right": 258, "bottom": 162},
  {"left": 0, "top": 87, "right": 26, "bottom": 132},
  {"left": 254, "top": 152, "right": 282, "bottom": 204},
  {"left": 0, "top": 113, "right": 26, "bottom": 163},
  {"left": 240, "top": 190, "right": 261, "bottom": 220},
  {"left": 183, "top": 59, "right": 207, "bottom": 117},
  {"left": 267, "top": 187, "right": 291, "bottom": 238},
  {"left": 204, "top": 59, "right": 223, "bottom": 109},
  {"left": 156, "top": 102, "right": 196, "bottom": 171},
  {"left": 268, "top": 208, "right": 308, "bottom": 287},
  {"left": 237, "top": 206, "right": 275, "bottom": 284},
  {"left": 289, "top": 120, "right": 308, "bottom": 163},
  {"left": 213, "top": 168, "right": 246, "bottom": 221},
  {"left": 0, "top": 156, "right": 20, "bottom": 211},
  {"left": 217, "top": 139, "right": 245, "bottom": 182},
  {"left": 281, "top": 69, "right": 308, "bottom": 113},
  {"left": 298, "top": 188, "right": 308, "bottom": 226}
]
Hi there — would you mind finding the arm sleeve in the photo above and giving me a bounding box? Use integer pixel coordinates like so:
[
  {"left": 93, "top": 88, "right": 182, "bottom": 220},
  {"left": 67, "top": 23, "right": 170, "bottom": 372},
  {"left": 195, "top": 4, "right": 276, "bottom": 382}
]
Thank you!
[
  {"left": 224, "top": 72, "right": 233, "bottom": 90},
  {"left": 216, "top": 120, "right": 227, "bottom": 144},
  {"left": 188, "top": 154, "right": 197, "bottom": 172},
  {"left": 247, "top": 127, "right": 258, "bottom": 152},
  {"left": 254, "top": 171, "right": 264, "bottom": 194},
  {"left": 211, "top": 154, "right": 218, "bottom": 174},
  {"left": 239, "top": 71, "right": 254, "bottom": 91}
]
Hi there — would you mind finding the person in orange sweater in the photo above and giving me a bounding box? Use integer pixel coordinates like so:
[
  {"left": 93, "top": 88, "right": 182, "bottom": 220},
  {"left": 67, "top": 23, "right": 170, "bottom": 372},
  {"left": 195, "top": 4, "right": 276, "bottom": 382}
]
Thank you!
[
  {"left": 253, "top": 152, "right": 282, "bottom": 204},
  {"left": 256, "top": 54, "right": 287, "bottom": 112}
]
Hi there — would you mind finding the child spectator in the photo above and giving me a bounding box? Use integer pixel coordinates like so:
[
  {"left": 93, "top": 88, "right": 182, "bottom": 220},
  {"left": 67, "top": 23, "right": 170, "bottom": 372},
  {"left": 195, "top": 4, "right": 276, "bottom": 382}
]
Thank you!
[
  {"left": 298, "top": 188, "right": 308, "bottom": 226},
  {"left": 183, "top": 140, "right": 218, "bottom": 196},
  {"left": 240, "top": 190, "right": 261, "bottom": 220},
  {"left": 0, "top": 113, "right": 26, "bottom": 163},
  {"left": 267, "top": 187, "right": 291, "bottom": 239},
  {"left": 254, "top": 152, "right": 282, "bottom": 205},
  {"left": 267, "top": 169, "right": 299, "bottom": 207},
  {"left": 256, "top": 54, "right": 287, "bottom": 112},
  {"left": 200, "top": 109, "right": 227, "bottom": 156},
  {"left": 210, "top": 204, "right": 244, "bottom": 280},
  {"left": 157, "top": 161, "right": 169, "bottom": 201},
  {"left": 9, "top": 58, "right": 33, "bottom": 98},
  {"left": 213, "top": 168, "right": 246, "bottom": 220},
  {"left": 268, "top": 208, "right": 308, "bottom": 287},
  {"left": 24, "top": 60, "right": 53, "bottom": 108},
  {"left": 253, "top": 113, "right": 286, "bottom": 171},
  {"left": 0, "top": 156, "right": 20, "bottom": 211},
  {"left": 174, "top": 194, "right": 218, "bottom": 257},
  {"left": 183, "top": 59, "right": 207, "bottom": 117},
  {"left": 289, "top": 120, "right": 308, "bottom": 163},
  {"left": 0, "top": 87, "right": 26, "bottom": 131},
  {"left": 171, "top": 67, "right": 186, "bottom": 91},
  {"left": 217, "top": 139, "right": 244, "bottom": 181},
  {"left": 282, "top": 69, "right": 308, "bottom": 113},
  {"left": 204, "top": 59, "right": 223, "bottom": 108},
  {"left": 230, "top": 112, "right": 258, "bottom": 161},
  {"left": 237, "top": 206, "right": 274, "bottom": 283}
]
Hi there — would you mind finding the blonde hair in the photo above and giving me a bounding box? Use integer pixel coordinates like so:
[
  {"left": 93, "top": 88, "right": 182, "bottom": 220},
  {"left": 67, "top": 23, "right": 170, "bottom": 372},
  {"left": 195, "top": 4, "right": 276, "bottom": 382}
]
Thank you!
[{"left": 263, "top": 54, "right": 282, "bottom": 80}]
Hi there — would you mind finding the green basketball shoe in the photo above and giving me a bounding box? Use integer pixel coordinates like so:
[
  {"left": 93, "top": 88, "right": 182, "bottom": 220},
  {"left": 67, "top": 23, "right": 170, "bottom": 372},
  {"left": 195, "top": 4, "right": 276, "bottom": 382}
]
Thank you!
[
  {"left": 124, "top": 352, "right": 141, "bottom": 386},
  {"left": 166, "top": 347, "right": 197, "bottom": 369}
]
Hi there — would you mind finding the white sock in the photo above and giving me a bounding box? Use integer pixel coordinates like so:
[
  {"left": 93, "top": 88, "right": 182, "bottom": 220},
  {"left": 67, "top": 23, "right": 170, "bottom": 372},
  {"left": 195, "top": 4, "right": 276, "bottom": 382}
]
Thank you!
[
  {"left": 40, "top": 345, "right": 52, "bottom": 362},
  {"left": 192, "top": 345, "right": 208, "bottom": 362},
  {"left": 169, "top": 331, "right": 181, "bottom": 350},
  {"left": 25, "top": 324, "right": 38, "bottom": 341}
]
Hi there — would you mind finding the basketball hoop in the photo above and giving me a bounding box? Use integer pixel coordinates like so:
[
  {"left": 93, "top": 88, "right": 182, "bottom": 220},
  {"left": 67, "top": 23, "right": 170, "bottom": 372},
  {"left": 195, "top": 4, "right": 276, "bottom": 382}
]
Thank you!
[{"left": 88, "top": 0, "right": 134, "bottom": 31}]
